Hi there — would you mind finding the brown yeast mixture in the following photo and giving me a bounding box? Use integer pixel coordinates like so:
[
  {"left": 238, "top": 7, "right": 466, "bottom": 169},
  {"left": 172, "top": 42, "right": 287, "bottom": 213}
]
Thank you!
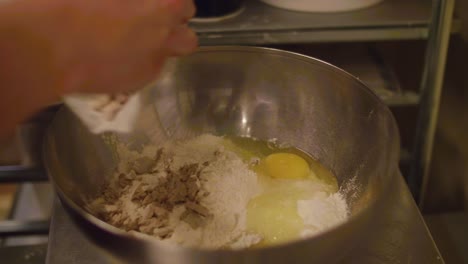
[{"left": 87, "top": 135, "right": 261, "bottom": 249}]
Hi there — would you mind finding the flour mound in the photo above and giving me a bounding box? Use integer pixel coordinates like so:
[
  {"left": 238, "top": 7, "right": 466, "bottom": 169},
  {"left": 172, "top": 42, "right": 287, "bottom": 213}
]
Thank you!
[{"left": 87, "top": 134, "right": 261, "bottom": 249}]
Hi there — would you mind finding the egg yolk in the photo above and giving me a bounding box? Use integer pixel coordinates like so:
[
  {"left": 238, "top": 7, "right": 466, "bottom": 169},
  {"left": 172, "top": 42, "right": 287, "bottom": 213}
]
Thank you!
[{"left": 264, "top": 153, "right": 310, "bottom": 179}]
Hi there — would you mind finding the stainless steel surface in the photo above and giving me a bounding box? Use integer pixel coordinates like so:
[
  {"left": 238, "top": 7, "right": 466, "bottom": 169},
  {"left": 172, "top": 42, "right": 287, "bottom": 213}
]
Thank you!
[
  {"left": 4, "top": 182, "right": 53, "bottom": 246},
  {"left": 411, "top": 0, "right": 455, "bottom": 206},
  {"left": 44, "top": 46, "right": 401, "bottom": 263},
  {"left": 192, "top": 0, "right": 439, "bottom": 45},
  {"left": 46, "top": 175, "right": 443, "bottom": 263},
  {"left": 425, "top": 211, "right": 468, "bottom": 263},
  {"left": 0, "top": 244, "right": 47, "bottom": 264}
]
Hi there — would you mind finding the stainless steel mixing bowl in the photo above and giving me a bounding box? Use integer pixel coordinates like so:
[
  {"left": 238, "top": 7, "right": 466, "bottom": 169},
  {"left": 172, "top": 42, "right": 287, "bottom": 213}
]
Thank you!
[{"left": 44, "top": 46, "right": 400, "bottom": 263}]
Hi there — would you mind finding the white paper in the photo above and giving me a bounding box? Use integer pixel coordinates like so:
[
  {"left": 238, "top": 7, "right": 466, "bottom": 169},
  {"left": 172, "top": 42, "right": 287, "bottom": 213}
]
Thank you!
[{"left": 64, "top": 92, "right": 142, "bottom": 134}]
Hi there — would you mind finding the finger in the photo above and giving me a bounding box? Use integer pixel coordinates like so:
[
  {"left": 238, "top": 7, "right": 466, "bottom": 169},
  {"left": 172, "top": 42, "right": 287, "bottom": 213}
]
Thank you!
[
  {"left": 164, "top": 24, "right": 198, "bottom": 56},
  {"left": 180, "top": 0, "right": 196, "bottom": 22}
]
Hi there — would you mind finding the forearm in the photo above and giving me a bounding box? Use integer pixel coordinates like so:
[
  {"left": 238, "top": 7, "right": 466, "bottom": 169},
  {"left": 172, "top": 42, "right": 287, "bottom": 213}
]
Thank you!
[{"left": 0, "top": 1, "right": 61, "bottom": 138}]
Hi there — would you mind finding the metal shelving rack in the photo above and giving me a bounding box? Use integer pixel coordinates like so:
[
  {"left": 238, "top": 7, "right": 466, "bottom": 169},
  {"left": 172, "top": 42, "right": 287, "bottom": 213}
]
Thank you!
[
  {"left": 194, "top": 0, "right": 434, "bottom": 44},
  {"left": 190, "top": 0, "right": 456, "bottom": 204}
]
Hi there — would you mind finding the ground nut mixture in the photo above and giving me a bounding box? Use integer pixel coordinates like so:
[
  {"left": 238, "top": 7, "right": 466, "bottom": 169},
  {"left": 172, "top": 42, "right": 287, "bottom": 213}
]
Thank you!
[{"left": 86, "top": 134, "right": 262, "bottom": 249}]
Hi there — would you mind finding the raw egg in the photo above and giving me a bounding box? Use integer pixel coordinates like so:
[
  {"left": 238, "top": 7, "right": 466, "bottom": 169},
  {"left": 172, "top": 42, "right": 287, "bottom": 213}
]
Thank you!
[
  {"left": 264, "top": 153, "right": 310, "bottom": 179},
  {"left": 247, "top": 190, "right": 304, "bottom": 245}
]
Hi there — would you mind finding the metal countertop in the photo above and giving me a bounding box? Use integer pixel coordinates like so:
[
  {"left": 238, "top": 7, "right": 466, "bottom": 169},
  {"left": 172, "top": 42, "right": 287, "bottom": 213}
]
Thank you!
[{"left": 40, "top": 174, "right": 443, "bottom": 264}]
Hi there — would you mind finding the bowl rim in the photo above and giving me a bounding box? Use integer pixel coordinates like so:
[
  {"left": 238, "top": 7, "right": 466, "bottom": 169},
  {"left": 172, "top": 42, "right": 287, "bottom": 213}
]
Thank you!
[{"left": 44, "top": 45, "right": 400, "bottom": 254}]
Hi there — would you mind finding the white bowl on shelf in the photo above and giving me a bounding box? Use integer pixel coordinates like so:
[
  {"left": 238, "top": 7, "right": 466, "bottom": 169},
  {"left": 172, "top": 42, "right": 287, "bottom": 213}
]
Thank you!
[{"left": 260, "top": 0, "right": 384, "bottom": 12}]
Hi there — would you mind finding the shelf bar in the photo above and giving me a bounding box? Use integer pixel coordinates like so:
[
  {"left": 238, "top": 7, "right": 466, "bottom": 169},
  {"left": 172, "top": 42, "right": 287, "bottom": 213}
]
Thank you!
[
  {"left": 411, "top": 0, "right": 455, "bottom": 206},
  {"left": 0, "top": 220, "right": 49, "bottom": 237},
  {"left": 198, "top": 27, "right": 431, "bottom": 46},
  {"left": 382, "top": 91, "right": 420, "bottom": 106},
  {"left": 0, "top": 166, "right": 48, "bottom": 183}
]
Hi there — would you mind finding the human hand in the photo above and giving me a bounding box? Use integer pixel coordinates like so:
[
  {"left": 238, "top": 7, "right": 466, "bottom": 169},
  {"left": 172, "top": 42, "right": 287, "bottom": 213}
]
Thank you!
[
  {"left": 57, "top": 0, "right": 197, "bottom": 95},
  {"left": 2, "top": 0, "right": 197, "bottom": 97},
  {"left": 0, "top": 0, "right": 197, "bottom": 137}
]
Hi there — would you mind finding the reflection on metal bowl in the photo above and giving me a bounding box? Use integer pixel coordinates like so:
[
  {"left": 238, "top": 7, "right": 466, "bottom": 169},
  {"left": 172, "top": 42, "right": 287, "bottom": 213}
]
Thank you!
[{"left": 44, "top": 46, "right": 400, "bottom": 263}]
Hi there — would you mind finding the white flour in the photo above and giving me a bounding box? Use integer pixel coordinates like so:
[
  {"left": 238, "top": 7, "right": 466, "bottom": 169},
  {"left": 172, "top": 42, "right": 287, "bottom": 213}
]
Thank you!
[
  {"left": 88, "top": 134, "right": 349, "bottom": 249},
  {"left": 89, "top": 134, "right": 261, "bottom": 249},
  {"left": 298, "top": 192, "right": 349, "bottom": 238},
  {"left": 164, "top": 135, "right": 261, "bottom": 248}
]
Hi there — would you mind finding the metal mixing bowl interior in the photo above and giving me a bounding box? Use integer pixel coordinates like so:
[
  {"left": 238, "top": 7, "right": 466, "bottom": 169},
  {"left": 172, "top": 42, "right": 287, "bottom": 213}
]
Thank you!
[{"left": 44, "top": 46, "right": 400, "bottom": 264}]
